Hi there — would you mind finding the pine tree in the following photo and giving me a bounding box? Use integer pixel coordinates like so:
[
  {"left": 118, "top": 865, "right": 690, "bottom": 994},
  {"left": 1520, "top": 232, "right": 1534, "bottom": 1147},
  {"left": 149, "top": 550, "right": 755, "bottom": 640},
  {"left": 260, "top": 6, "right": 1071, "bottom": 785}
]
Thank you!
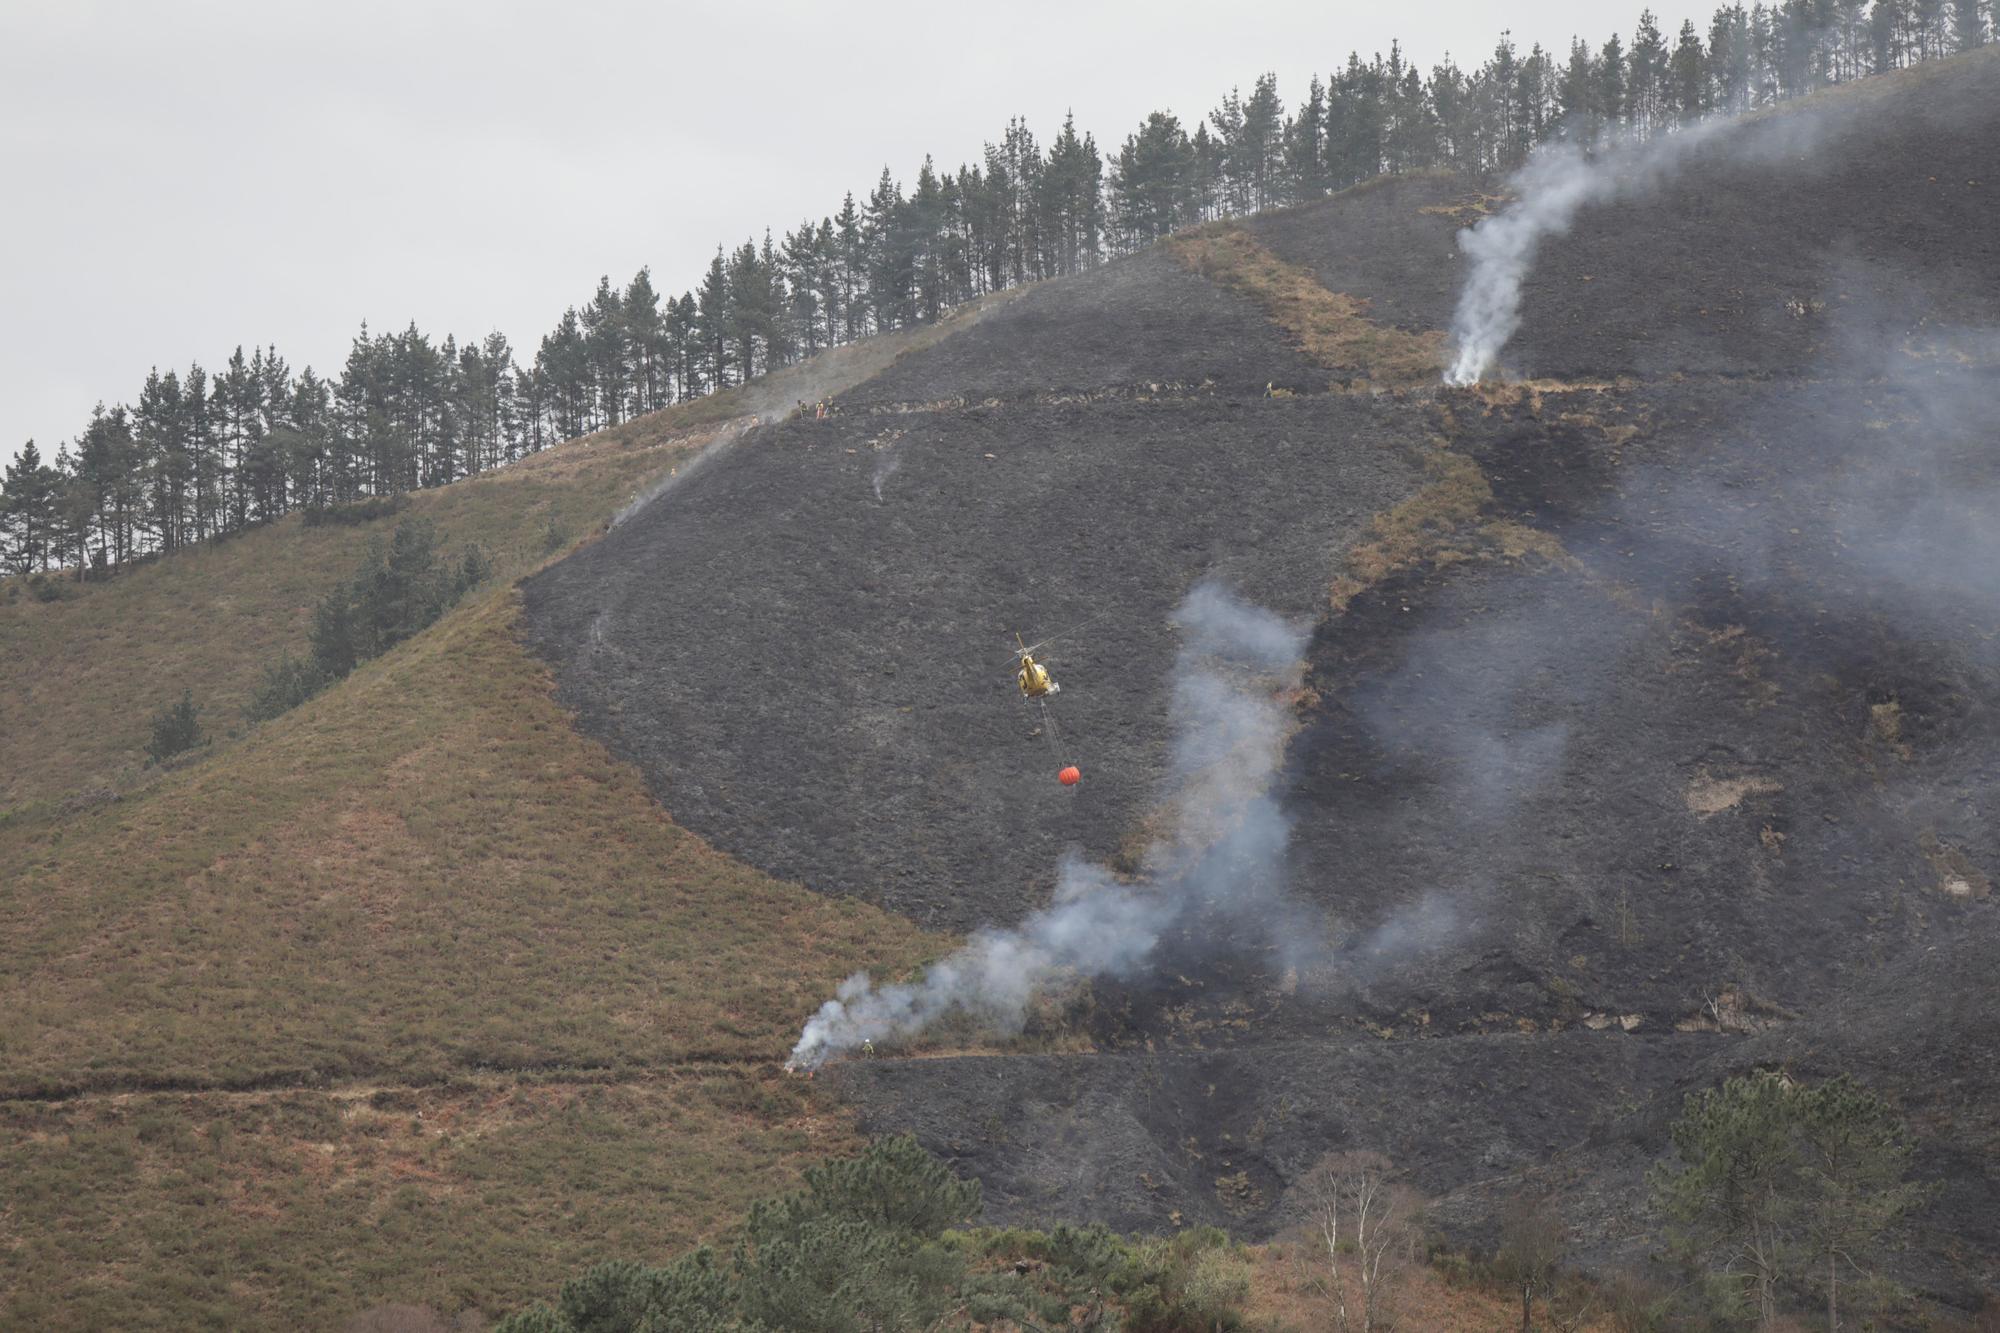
[
  {"left": 862, "top": 167, "right": 910, "bottom": 330},
  {"left": 1516, "top": 42, "right": 1555, "bottom": 152},
  {"left": 243, "top": 345, "right": 292, "bottom": 521},
  {"left": 1671, "top": 20, "right": 1710, "bottom": 121},
  {"left": 994, "top": 119, "right": 1042, "bottom": 282},
  {"left": 696, "top": 249, "right": 732, "bottom": 389},
  {"left": 1872, "top": 0, "right": 1915, "bottom": 71},
  {"left": 667, "top": 292, "right": 701, "bottom": 401},
  {"left": 582, "top": 275, "right": 629, "bottom": 429},
  {"left": 781, "top": 223, "right": 825, "bottom": 356},
  {"left": 1286, "top": 76, "right": 1329, "bottom": 201},
  {"left": 833, "top": 194, "right": 865, "bottom": 341},
  {"left": 182, "top": 361, "right": 219, "bottom": 539},
  {"left": 1038, "top": 116, "right": 1101, "bottom": 276},
  {"left": 135, "top": 368, "right": 189, "bottom": 552},
  {"left": 1386, "top": 62, "right": 1440, "bottom": 172},
  {"left": 1651, "top": 1073, "right": 1925, "bottom": 1331},
  {"left": 813, "top": 218, "right": 844, "bottom": 346},
  {"left": 1711, "top": 5, "right": 1756, "bottom": 110},
  {"left": 1772, "top": 0, "right": 1820, "bottom": 93},
  {"left": 538, "top": 308, "right": 591, "bottom": 440},
  {"left": 1240, "top": 74, "right": 1285, "bottom": 211},
  {"left": 726, "top": 240, "right": 763, "bottom": 374},
  {"left": 1913, "top": 0, "right": 1953, "bottom": 59},
  {"left": 75, "top": 405, "right": 141, "bottom": 571},
  {"left": 1951, "top": 0, "right": 1987, "bottom": 48},
  {"left": 1427, "top": 55, "right": 1473, "bottom": 167},
  {"left": 286, "top": 368, "right": 332, "bottom": 510},
  {"left": 1630, "top": 10, "right": 1669, "bottom": 136},
  {"left": 623, "top": 269, "right": 664, "bottom": 414},
  {"left": 1482, "top": 33, "right": 1522, "bottom": 160},
  {"left": 0, "top": 440, "right": 58, "bottom": 574},
  {"left": 216, "top": 346, "right": 259, "bottom": 530},
  {"left": 1328, "top": 53, "right": 1386, "bottom": 185},
  {"left": 49, "top": 444, "right": 93, "bottom": 574},
  {"left": 1559, "top": 37, "right": 1600, "bottom": 135},
  {"left": 1597, "top": 31, "right": 1629, "bottom": 124},
  {"left": 759, "top": 228, "right": 793, "bottom": 365},
  {"left": 909, "top": 159, "right": 948, "bottom": 319},
  {"left": 1109, "top": 111, "right": 1197, "bottom": 248},
  {"left": 936, "top": 171, "right": 973, "bottom": 307},
  {"left": 1832, "top": 0, "right": 1873, "bottom": 79}
]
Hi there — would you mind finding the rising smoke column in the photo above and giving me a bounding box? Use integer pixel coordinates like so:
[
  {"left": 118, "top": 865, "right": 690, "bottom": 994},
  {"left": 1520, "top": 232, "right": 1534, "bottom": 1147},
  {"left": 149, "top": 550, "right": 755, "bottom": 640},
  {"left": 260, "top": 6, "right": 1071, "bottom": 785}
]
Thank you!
[
  {"left": 1445, "top": 122, "right": 1725, "bottom": 386},
  {"left": 785, "top": 582, "right": 1308, "bottom": 1071}
]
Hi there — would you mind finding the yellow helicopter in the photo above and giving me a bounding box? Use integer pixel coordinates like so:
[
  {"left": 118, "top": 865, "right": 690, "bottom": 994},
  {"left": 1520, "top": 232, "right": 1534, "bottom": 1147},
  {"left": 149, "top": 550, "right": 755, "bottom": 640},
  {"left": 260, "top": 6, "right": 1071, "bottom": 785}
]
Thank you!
[
  {"left": 1015, "top": 633, "right": 1061, "bottom": 699},
  {"left": 1009, "top": 618, "right": 1104, "bottom": 785}
]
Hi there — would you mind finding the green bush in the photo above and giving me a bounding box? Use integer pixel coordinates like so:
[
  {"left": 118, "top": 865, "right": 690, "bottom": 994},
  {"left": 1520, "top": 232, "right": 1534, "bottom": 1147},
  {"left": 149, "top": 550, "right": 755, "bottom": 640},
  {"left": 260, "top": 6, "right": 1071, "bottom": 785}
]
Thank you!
[
  {"left": 1649, "top": 1071, "right": 1926, "bottom": 1330},
  {"left": 247, "top": 653, "right": 330, "bottom": 722},
  {"left": 1121, "top": 1228, "right": 1249, "bottom": 1333},
  {"left": 800, "top": 1131, "right": 980, "bottom": 1237},
  {"left": 456, "top": 542, "right": 492, "bottom": 597},
  {"left": 252, "top": 517, "right": 483, "bottom": 724},
  {"left": 144, "top": 690, "right": 204, "bottom": 765},
  {"left": 493, "top": 1136, "right": 1255, "bottom": 1333},
  {"left": 27, "top": 573, "right": 70, "bottom": 603},
  {"left": 301, "top": 494, "right": 406, "bottom": 527}
]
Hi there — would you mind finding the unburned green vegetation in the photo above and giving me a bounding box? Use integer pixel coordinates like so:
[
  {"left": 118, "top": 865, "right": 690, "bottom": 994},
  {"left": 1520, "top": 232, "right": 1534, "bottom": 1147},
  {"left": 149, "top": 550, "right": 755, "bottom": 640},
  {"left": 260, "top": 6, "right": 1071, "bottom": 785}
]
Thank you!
[{"left": 494, "top": 1135, "right": 1256, "bottom": 1333}]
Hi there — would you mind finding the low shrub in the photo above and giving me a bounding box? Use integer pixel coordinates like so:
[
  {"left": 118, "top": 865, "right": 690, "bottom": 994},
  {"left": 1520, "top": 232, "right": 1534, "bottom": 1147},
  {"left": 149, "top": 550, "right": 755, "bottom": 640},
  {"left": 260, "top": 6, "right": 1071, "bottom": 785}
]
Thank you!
[{"left": 145, "top": 690, "right": 205, "bottom": 765}]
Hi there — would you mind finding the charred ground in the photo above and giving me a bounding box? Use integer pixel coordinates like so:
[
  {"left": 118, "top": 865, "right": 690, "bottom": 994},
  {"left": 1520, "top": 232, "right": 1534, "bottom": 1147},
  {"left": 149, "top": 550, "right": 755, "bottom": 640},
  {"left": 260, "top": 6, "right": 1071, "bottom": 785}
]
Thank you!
[{"left": 523, "top": 53, "right": 2000, "bottom": 1312}]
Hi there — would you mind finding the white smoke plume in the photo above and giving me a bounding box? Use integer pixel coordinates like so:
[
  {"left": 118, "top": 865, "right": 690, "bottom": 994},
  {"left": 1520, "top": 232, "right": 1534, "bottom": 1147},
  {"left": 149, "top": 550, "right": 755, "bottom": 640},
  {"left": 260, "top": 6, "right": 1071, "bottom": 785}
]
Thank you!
[
  {"left": 609, "top": 421, "right": 747, "bottom": 529},
  {"left": 1445, "top": 122, "right": 1727, "bottom": 386},
  {"left": 785, "top": 582, "right": 1308, "bottom": 1071},
  {"left": 871, "top": 440, "right": 904, "bottom": 502}
]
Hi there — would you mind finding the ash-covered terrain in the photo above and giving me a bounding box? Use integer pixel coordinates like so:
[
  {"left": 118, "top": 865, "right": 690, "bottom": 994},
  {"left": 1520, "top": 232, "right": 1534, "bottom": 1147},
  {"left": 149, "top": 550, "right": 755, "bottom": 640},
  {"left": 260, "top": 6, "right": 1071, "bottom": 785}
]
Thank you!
[{"left": 523, "top": 52, "right": 2000, "bottom": 1310}]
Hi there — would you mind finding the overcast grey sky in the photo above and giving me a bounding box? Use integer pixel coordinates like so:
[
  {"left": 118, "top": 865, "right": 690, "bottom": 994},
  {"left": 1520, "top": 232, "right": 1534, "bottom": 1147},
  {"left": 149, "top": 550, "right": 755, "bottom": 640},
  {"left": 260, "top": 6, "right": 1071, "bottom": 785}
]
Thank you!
[{"left": 0, "top": 1, "right": 1700, "bottom": 468}]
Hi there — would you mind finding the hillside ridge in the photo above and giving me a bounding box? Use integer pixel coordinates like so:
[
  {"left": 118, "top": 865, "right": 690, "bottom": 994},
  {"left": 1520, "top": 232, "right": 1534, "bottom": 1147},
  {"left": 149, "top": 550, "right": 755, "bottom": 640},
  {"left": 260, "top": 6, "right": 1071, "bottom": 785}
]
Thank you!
[{"left": 520, "top": 52, "right": 2000, "bottom": 1313}]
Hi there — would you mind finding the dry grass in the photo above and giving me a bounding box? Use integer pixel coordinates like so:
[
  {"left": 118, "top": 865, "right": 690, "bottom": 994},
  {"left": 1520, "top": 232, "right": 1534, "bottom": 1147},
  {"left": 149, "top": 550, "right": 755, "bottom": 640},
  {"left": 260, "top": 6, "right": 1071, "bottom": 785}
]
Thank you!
[
  {"left": 1328, "top": 448, "right": 1572, "bottom": 613},
  {"left": 0, "top": 320, "right": 966, "bottom": 1328},
  {"left": 1870, "top": 699, "right": 1916, "bottom": 762},
  {"left": 1919, "top": 829, "right": 1991, "bottom": 901},
  {"left": 1674, "top": 985, "right": 1799, "bottom": 1034},
  {"left": 1242, "top": 1240, "right": 1619, "bottom": 1332},
  {"left": 1684, "top": 771, "right": 1784, "bottom": 817},
  {"left": 0, "top": 581, "right": 941, "bottom": 1098},
  {"left": 1417, "top": 191, "right": 1513, "bottom": 227},
  {"left": 1165, "top": 225, "right": 1445, "bottom": 387},
  {"left": 1467, "top": 377, "right": 1633, "bottom": 418},
  {"left": 0, "top": 1072, "right": 863, "bottom": 1331},
  {"left": 0, "top": 420, "right": 681, "bottom": 819}
]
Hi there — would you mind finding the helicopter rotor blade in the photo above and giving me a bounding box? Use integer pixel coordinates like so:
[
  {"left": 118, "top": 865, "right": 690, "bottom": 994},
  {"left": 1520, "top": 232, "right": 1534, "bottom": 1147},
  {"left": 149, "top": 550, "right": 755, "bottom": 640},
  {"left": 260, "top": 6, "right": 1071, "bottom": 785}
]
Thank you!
[{"left": 1005, "top": 612, "right": 1110, "bottom": 661}]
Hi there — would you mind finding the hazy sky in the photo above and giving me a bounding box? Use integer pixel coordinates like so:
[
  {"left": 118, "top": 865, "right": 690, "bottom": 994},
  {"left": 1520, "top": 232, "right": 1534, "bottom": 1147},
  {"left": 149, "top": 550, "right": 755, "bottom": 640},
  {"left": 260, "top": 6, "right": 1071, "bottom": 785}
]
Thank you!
[{"left": 0, "top": 1, "right": 1700, "bottom": 467}]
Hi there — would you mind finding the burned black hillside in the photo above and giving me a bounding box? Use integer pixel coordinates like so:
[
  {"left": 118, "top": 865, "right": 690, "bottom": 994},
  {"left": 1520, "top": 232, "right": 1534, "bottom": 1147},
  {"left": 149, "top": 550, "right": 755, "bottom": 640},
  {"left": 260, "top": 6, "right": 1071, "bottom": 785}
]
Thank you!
[{"left": 522, "top": 52, "right": 2000, "bottom": 1311}]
